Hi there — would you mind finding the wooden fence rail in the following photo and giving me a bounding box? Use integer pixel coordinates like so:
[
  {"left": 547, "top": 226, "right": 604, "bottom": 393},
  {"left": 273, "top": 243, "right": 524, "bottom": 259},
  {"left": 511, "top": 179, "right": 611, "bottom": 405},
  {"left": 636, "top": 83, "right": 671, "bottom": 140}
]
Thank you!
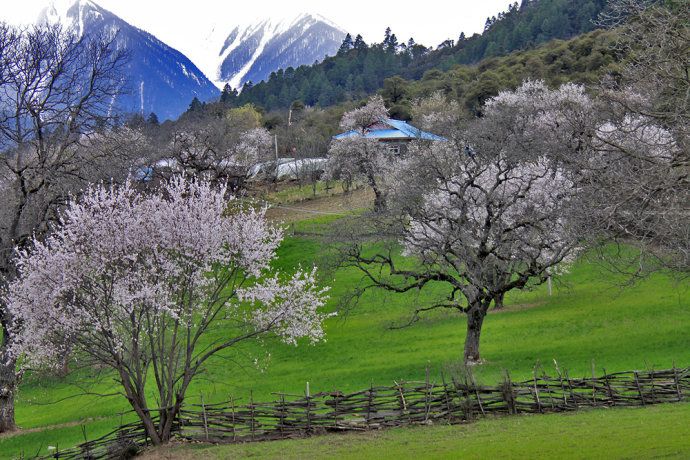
[{"left": 44, "top": 365, "right": 690, "bottom": 459}]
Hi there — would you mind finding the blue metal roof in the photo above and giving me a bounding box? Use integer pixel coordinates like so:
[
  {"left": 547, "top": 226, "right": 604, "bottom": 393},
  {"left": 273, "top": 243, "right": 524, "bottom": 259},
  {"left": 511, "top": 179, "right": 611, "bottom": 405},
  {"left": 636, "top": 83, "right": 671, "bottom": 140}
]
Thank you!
[{"left": 333, "top": 118, "right": 446, "bottom": 141}]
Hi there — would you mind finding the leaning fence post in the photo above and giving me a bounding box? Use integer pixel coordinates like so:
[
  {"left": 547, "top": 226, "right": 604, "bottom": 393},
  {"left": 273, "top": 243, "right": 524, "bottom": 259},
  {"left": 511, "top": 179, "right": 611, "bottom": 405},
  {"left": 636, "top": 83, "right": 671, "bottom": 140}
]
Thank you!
[
  {"left": 424, "top": 366, "right": 431, "bottom": 422},
  {"left": 634, "top": 371, "right": 646, "bottom": 406},
  {"left": 200, "top": 393, "right": 209, "bottom": 441},
  {"left": 532, "top": 367, "right": 543, "bottom": 413},
  {"left": 231, "top": 396, "right": 237, "bottom": 442},
  {"left": 554, "top": 360, "right": 568, "bottom": 409},
  {"left": 469, "top": 367, "right": 486, "bottom": 416}
]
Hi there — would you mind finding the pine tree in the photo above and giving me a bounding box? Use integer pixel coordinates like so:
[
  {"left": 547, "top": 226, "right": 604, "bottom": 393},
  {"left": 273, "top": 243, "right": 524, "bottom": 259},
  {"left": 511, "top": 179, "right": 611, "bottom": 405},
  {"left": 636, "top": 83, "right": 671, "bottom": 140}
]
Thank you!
[
  {"left": 383, "top": 27, "right": 392, "bottom": 46},
  {"left": 338, "top": 33, "right": 354, "bottom": 55},
  {"left": 220, "top": 83, "right": 236, "bottom": 104},
  {"left": 147, "top": 112, "right": 159, "bottom": 125},
  {"left": 387, "top": 33, "right": 399, "bottom": 53},
  {"left": 353, "top": 34, "right": 367, "bottom": 50},
  {"left": 188, "top": 97, "right": 203, "bottom": 113}
]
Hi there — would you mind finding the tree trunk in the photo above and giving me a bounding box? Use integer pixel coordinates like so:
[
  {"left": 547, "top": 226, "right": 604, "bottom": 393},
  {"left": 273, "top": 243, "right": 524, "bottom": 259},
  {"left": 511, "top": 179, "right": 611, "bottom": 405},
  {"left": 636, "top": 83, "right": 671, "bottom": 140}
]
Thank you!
[
  {"left": 464, "top": 306, "right": 487, "bottom": 365},
  {"left": 130, "top": 400, "right": 163, "bottom": 445},
  {"left": 0, "top": 314, "right": 16, "bottom": 433},
  {"left": 493, "top": 292, "right": 505, "bottom": 310},
  {"left": 159, "top": 399, "right": 183, "bottom": 442},
  {"left": 372, "top": 186, "right": 386, "bottom": 212}
]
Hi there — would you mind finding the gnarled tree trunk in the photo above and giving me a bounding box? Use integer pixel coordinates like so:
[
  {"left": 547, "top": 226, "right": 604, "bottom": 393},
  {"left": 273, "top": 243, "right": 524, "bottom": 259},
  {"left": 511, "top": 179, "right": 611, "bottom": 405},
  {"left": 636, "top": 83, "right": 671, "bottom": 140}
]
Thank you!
[
  {"left": 464, "top": 304, "right": 488, "bottom": 365},
  {"left": 493, "top": 292, "right": 505, "bottom": 310}
]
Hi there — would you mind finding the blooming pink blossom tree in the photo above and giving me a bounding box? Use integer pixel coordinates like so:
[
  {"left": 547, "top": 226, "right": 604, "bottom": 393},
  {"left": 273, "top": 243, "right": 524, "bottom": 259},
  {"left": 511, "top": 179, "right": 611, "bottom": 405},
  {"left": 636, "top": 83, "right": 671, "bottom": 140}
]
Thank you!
[{"left": 5, "top": 177, "right": 330, "bottom": 444}]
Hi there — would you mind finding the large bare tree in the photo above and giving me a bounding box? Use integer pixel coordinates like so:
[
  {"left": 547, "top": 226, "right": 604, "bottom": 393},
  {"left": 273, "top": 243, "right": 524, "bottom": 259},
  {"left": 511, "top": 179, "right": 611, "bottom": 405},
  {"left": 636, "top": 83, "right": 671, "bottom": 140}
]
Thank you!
[
  {"left": 0, "top": 23, "right": 129, "bottom": 431},
  {"left": 336, "top": 82, "right": 587, "bottom": 364}
]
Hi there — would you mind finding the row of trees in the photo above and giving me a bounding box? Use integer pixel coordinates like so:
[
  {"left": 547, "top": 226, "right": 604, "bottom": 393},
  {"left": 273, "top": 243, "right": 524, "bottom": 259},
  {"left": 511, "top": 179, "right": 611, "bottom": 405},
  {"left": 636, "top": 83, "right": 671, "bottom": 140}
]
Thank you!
[{"left": 231, "top": 0, "right": 609, "bottom": 111}]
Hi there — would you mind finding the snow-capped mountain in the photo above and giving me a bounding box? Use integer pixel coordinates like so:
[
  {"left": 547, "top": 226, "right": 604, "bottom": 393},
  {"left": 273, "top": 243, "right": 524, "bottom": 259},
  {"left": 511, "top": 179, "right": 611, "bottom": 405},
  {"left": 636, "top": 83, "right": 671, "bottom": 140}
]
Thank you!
[
  {"left": 38, "top": 0, "right": 219, "bottom": 120},
  {"left": 202, "top": 13, "right": 347, "bottom": 89}
]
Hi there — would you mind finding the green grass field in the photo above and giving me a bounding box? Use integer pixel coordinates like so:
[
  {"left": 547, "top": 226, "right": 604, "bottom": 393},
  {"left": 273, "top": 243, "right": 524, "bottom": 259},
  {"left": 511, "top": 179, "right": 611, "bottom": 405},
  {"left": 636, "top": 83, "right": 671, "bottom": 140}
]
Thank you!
[{"left": 1, "top": 202, "right": 689, "bottom": 459}]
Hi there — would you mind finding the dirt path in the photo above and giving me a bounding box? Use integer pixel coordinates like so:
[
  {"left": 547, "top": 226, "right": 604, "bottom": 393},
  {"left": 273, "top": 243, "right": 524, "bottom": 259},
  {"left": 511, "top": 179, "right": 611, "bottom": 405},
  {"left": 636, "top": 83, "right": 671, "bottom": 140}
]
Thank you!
[{"left": 265, "top": 187, "right": 373, "bottom": 223}]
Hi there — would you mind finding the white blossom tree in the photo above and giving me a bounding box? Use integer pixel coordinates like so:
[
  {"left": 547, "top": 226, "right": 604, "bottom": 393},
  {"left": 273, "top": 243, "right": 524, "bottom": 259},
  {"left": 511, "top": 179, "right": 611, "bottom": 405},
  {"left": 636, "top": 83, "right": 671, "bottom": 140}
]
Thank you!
[
  {"left": 163, "top": 118, "right": 273, "bottom": 188},
  {"left": 4, "top": 177, "right": 330, "bottom": 444},
  {"left": 586, "top": 0, "right": 690, "bottom": 273},
  {"left": 325, "top": 95, "right": 393, "bottom": 211},
  {"left": 338, "top": 82, "right": 585, "bottom": 364}
]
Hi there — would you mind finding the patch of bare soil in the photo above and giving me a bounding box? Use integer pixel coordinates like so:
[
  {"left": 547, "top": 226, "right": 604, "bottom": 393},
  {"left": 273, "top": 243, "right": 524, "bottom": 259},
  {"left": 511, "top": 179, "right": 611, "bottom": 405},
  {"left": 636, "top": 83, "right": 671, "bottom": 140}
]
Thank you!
[{"left": 265, "top": 188, "right": 374, "bottom": 223}]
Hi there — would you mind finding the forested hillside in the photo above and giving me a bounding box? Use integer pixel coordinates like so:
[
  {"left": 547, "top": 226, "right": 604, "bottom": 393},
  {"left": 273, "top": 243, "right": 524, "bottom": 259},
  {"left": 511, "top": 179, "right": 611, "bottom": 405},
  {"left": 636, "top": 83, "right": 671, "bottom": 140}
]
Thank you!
[{"left": 228, "top": 0, "right": 608, "bottom": 110}]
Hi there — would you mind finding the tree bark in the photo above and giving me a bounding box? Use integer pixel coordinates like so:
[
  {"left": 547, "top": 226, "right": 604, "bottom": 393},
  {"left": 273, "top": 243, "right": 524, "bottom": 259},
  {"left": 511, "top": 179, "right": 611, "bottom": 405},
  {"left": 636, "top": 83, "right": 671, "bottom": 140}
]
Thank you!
[
  {"left": 493, "top": 292, "right": 505, "bottom": 310},
  {"left": 464, "top": 306, "right": 486, "bottom": 365},
  {"left": 0, "top": 322, "right": 16, "bottom": 433}
]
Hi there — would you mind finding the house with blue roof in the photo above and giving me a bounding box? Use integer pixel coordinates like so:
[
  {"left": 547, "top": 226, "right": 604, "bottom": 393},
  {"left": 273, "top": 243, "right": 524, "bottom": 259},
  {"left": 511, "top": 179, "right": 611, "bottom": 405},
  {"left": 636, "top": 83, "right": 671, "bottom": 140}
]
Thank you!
[{"left": 332, "top": 118, "right": 446, "bottom": 154}]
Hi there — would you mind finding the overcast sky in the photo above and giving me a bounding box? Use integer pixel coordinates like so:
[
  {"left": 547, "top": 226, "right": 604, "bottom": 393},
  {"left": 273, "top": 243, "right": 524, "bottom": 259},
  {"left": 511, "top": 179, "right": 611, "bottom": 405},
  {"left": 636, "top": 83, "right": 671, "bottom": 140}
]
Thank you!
[{"left": 3, "top": 0, "right": 515, "bottom": 70}]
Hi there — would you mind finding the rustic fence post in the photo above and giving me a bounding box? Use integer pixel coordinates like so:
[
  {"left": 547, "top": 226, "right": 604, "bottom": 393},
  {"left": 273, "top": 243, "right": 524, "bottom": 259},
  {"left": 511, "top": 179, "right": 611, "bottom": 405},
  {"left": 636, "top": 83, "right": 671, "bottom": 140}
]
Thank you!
[
  {"left": 554, "top": 360, "right": 569, "bottom": 409},
  {"left": 673, "top": 365, "right": 683, "bottom": 401},
  {"left": 395, "top": 380, "right": 409, "bottom": 424},
  {"left": 424, "top": 366, "right": 431, "bottom": 422},
  {"left": 565, "top": 370, "right": 576, "bottom": 407},
  {"left": 634, "top": 371, "right": 646, "bottom": 406},
  {"left": 366, "top": 383, "right": 374, "bottom": 428},
  {"left": 590, "top": 361, "right": 598, "bottom": 406},
  {"left": 305, "top": 386, "right": 312, "bottom": 434},
  {"left": 278, "top": 393, "right": 286, "bottom": 435},
  {"left": 200, "top": 393, "right": 209, "bottom": 441},
  {"left": 502, "top": 370, "right": 517, "bottom": 415},
  {"left": 468, "top": 366, "right": 485, "bottom": 417},
  {"left": 441, "top": 372, "right": 453, "bottom": 423},
  {"left": 250, "top": 391, "right": 256, "bottom": 441},
  {"left": 332, "top": 392, "right": 339, "bottom": 429},
  {"left": 231, "top": 396, "right": 237, "bottom": 442},
  {"left": 648, "top": 368, "right": 657, "bottom": 403},
  {"left": 532, "top": 366, "right": 543, "bottom": 413},
  {"left": 603, "top": 368, "right": 615, "bottom": 406}
]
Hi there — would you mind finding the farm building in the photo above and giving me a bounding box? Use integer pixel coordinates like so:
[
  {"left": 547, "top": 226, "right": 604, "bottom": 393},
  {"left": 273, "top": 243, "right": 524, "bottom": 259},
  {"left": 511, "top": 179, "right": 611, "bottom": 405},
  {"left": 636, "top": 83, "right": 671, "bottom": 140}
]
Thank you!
[{"left": 333, "top": 118, "right": 446, "bottom": 154}]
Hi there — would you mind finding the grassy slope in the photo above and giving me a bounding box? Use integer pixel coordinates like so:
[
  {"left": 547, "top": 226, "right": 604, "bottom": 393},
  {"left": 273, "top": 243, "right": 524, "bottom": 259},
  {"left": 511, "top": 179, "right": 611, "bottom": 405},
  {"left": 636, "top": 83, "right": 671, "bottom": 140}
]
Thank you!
[
  {"left": 142, "top": 403, "right": 690, "bottom": 459},
  {"left": 1, "top": 197, "right": 689, "bottom": 458}
]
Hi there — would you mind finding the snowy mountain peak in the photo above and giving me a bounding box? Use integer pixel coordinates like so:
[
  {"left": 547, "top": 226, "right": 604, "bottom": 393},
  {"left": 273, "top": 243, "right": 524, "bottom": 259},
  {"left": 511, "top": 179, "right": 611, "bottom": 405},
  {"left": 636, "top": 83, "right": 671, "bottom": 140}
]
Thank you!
[
  {"left": 200, "top": 13, "right": 347, "bottom": 90},
  {"left": 35, "top": 0, "right": 219, "bottom": 120},
  {"left": 38, "top": 0, "right": 107, "bottom": 35}
]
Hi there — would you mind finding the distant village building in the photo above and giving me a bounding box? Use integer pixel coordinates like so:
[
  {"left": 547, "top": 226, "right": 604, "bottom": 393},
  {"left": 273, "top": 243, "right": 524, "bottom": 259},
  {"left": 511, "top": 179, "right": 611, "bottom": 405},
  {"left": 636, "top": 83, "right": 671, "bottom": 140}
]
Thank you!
[{"left": 333, "top": 118, "right": 446, "bottom": 154}]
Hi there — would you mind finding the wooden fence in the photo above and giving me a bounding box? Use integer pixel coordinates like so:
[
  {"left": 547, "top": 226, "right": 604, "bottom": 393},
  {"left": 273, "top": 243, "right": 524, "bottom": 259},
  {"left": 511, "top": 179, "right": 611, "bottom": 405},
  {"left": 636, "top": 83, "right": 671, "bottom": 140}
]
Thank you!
[{"left": 43, "top": 365, "right": 690, "bottom": 459}]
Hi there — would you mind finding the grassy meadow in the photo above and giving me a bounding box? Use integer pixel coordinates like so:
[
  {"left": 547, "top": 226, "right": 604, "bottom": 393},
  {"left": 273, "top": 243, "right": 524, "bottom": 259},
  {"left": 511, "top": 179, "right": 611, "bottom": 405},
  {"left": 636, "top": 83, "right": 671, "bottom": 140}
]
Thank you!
[{"left": 1, "top": 190, "right": 689, "bottom": 459}]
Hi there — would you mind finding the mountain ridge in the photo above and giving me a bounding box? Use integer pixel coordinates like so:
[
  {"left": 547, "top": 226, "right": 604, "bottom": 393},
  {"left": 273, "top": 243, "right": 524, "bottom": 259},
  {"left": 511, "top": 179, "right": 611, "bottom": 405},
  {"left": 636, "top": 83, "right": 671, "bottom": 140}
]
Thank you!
[
  {"left": 203, "top": 13, "right": 347, "bottom": 89},
  {"left": 38, "top": 0, "right": 220, "bottom": 120}
]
